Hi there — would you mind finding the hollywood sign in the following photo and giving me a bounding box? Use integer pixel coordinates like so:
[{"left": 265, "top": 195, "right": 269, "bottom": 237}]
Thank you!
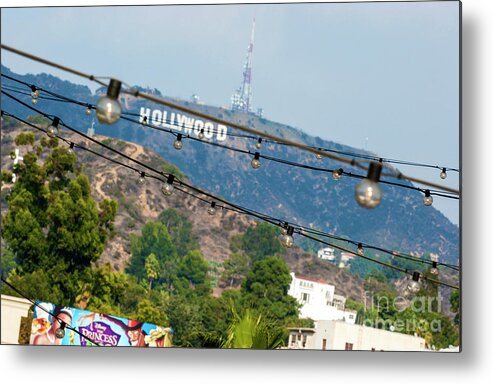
[{"left": 139, "top": 107, "right": 228, "bottom": 141}]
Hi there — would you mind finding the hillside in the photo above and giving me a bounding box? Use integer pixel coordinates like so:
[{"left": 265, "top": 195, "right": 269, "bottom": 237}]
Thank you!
[
  {"left": 0, "top": 121, "right": 365, "bottom": 301},
  {"left": 0, "top": 65, "right": 460, "bottom": 266}
]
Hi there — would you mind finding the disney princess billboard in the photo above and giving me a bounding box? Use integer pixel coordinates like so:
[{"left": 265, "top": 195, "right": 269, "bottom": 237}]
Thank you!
[{"left": 30, "top": 302, "right": 173, "bottom": 347}]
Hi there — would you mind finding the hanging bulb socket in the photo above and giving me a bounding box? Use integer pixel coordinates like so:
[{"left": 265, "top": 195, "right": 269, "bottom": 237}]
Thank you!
[
  {"left": 85, "top": 105, "right": 92, "bottom": 115},
  {"left": 162, "top": 174, "right": 175, "bottom": 196},
  {"left": 355, "top": 161, "right": 383, "bottom": 209},
  {"left": 251, "top": 152, "right": 261, "bottom": 169},
  {"left": 430, "top": 261, "right": 439, "bottom": 275},
  {"left": 141, "top": 116, "right": 148, "bottom": 126},
  {"left": 96, "top": 79, "right": 122, "bottom": 124},
  {"left": 280, "top": 226, "right": 295, "bottom": 248},
  {"left": 357, "top": 243, "right": 364, "bottom": 255},
  {"left": 208, "top": 201, "right": 216, "bottom": 216},
  {"left": 174, "top": 133, "right": 183, "bottom": 150},
  {"left": 332, "top": 168, "right": 343, "bottom": 181},
  {"left": 68, "top": 142, "right": 75, "bottom": 155},
  {"left": 423, "top": 190, "right": 433, "bottom": 206},
  {"left": 407, "top": 271, "right": 421, "bottom": 293},
  {"left": 30, "top": 85, "right": 39, "bottom": 100},
  {"left": 47, "top": 117, "right": 60, "bottom": 138},
  {"left": 280, "top": 222, "right": 289, "bottom": 235},
  {"left": 440, "top": 168, "right": 447, "bottom": 180},
  {"left": 256, "top": 138, "right": 263, "bottom": 150},
  {"left": 198, "top": 128, "right": 205, "bottom": 139},
  {"left": 55, "top": 321, "right": 66, "bottom": 339},
  {"left": 138, "top": 171, "right": 146, "bottom": 185}
]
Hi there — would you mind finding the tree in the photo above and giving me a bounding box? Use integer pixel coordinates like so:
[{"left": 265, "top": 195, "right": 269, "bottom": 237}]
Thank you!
[
  {"left": 242, "top": 256, "right": 299, "bottom": 322},
  {"left": 221, "top": 251, "right": 249, "bottom": 287},
  {"left": 2, "top": 133, "right": 116, "bottom": 282},
  {"left": 158, "top": 208, "right": 199, "bottom": 256},
  {"left": 145, "top": 253, "right": 160, "bottom": 291},
  {"left": 221, "top": 308, "right": 285, "bottom": 349},
  {"left": 450, "top": 289, "right": 460, "bottom": 325},
  {"left": 174, "top": 250, "right": 211, "bottom": 297},
  {"left": 127, "top": 221, "right": 177, "bottom": 282},
  {"left": 241, "top": 223, "right": 283, "bottom": 264}
]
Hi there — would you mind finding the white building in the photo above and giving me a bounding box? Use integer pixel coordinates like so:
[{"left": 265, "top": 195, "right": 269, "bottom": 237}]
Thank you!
[
  {"left": 317, "top": 247, "right": 335, "bottom": 261},
  {"left": 339, "top": 252, "right": 355, "bottom": 268},
  {"left": 287, "top": 320, "right": 426, "bottom": 351},
  {"left": 288, "top": 273, "right": 356, "bottom": 324},
  {"left": 1, "top": 294, "right": 32, "bottom": 345}
]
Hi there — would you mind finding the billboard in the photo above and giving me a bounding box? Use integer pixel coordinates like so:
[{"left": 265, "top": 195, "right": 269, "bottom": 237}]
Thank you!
[{"left": 29, "top": 302, "right": 173, "bottom": 347}]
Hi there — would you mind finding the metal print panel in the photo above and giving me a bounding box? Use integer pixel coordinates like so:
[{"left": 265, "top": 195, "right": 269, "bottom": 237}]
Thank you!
[{"left": 0, "top": 1, "right": 460, "bottom": 352}]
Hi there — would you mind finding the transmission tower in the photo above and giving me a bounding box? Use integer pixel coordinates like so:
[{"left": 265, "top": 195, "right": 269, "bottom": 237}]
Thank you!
[{"left": 231, "top": 19, "right": 255, "bottom": 113}]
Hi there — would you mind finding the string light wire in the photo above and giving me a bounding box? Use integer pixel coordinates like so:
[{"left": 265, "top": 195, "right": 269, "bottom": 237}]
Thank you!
[
  {"left": 0, "top": 44, "right": 459, "bottom": 194},
  {"left": 1, "top": 88, "right": 458, "bottom": 201},
  {"left": 1, "top": 109, "right": 460, "bottom": 286}
]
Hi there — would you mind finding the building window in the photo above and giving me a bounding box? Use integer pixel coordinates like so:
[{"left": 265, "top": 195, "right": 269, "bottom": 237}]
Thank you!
[
  {"left": 345, "top": 342, "right": 353, "bottom": 351},
  {"left": 322, "top": 339, "right": 327, "bottom": 350},
  {"left": 301, "top": 293, "right": 310, "bottom": 303}
]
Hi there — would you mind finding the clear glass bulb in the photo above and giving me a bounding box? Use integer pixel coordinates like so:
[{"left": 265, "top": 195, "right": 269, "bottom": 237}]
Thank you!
[
  {"left": 357, "top": 246, "right": 364, "bottom": 255},
  {"left": 96, "top": 96, "right": 122, "bottom": 124},
  {"left": 355, "top": 179, "right": 382, "bottom": 208},
  {"left": 407, "top": 279, "right": 421, "bottom": 293},
  {"left": 430, "top": 267, "right": 439, "bottom": 275},
  {"left": 251, "top": 158, "right": 261, "bottom": 169},
  {"left": 55, "top": 327, "right": 65, "bottom": 339},
  {"left": 31, "top": 97, "right": 38, "bottom": 105},
  {"left": 138, "top": 175, "right": 146, "bottom": 185},
  {"left": 256, "top": 141, "right": 262, "bottom": 150},
  {"left": 423, "top": 195, "right": 433, "bottom": 206},
  {"left": 47, "top": 125, "right": 58, "bottom": 138},
  {"left": 31, "top": 90, "right": 39, "bottom": 99},
  {"left": 174, "top": 139, "right": 183, "bottom": 150},
  {"left": 332, "top": 170, "right": 341, "bottom": 181},
  {"left": 207, "top": 206, "right": 216, "bottom": 215},
  {"left": 68, "top": 144, "right": 75, "bottom": 155},
  {"left": 316, "top": 154, "right": 322, "bottom": 160},
  {"left": 440, "top": 169, "right": 447, "bottom": 179},
  {"left": 161, "top": 183, "right": 174, "bottom": 196},
  {"left": 280, "top": 234, "right": 294, "bottom": 248},
  {"left": 85, "top": 107, "right": 92, "bottom": 115},
  {"left": 198, "top": 129, "right": 205, "bottom": 139}
]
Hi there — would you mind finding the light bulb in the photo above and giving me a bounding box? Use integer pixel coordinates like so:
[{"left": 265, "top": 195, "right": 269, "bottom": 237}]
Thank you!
[
  {"left": 47, "top": 117, "right": 60, "bottom": 139},
  {"left": 174, "top": 134, "right": 183, "bottom": 150},
  {"left": 85, "top": 106, "right": 92, "bottom": 115},
  {"left": 407, "top": 272, "right": 421, "bottom": 293},
  {"left": 161, "top": 175, "right": 175, "bottom": 196},
  {"left": 31, "top": 86, "right": 39, "bottom": 103},
  {"left": 440, "top": 168, "right": 447, "bottom": 180},
  {"left": 430, "top": 261, "right": 439, "bottom": 275},
  {"left": 198, "top": 128, "right": 205, "bottom": 140},
  {"left": 208, "top": 202, "right": 216, "bottom": 216},
  {"left": 68, "top": 142, "right": 75, "bottom": 155},
  {"left": 251, "top": 152, "right": 261, "bottom": 169},
  {"left": 332, "top": 168, "right": 343, "bottom": 181},
  {"left": 355, "top": 162, "right": 383, "bottom": 209},
  {"left": 280, "top": 223, "right": 288, "bottom": 235},
  {"left": 55, "top": 322, "right": 66, "bottom": 339},
  {"left": 423, "top": 190, "right": 433, "bottom": 206},
  {"left": 357, "top": 243, "right": 364, "bottom": 255},
  {"left": 316, "top": 154, "right": 322, "bottom": 160},
  {"left": 138, "top": 172, "right": 146, "bottom": 185},
  {"left": 256, "top": 138, "right": 263, "bottom": 150},
  {"left": 96, "top": 79, "right": 122, "bottom": 124},
  {"left": 141, "top": 116, "right": 148, "bottom": 126},
  {"left": 280, "top": 226, "right": 295, "bottom": 248}
]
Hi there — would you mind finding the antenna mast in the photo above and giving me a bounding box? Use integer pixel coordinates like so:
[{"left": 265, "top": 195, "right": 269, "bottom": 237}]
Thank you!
[{"left": 231, "top": 19, "right": 255, "bottom": 113}]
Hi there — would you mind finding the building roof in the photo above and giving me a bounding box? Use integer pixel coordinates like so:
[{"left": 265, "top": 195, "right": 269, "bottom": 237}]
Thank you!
[{"left": 294, "top": 275, "right": 331, "bottom": 285}]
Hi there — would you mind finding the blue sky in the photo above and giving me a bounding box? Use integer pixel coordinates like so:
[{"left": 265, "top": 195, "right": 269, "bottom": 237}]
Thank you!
[{"left": 0, "top": 1, "right": 460, "bottom": 224}]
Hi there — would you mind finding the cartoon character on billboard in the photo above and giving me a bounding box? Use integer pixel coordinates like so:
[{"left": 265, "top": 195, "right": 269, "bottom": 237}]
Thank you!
[{"left": 31, "top": 305, "right": 73, "bottom": 345}]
